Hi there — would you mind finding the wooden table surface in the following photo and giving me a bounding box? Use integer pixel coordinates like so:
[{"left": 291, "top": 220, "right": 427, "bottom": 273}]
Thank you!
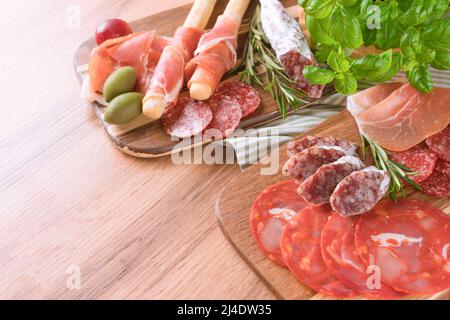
[{"left": 0, "top": 0, "right": 274, "bottom": 299}]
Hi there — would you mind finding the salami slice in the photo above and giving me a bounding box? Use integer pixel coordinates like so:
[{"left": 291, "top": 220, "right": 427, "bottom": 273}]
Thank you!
[
  {"left": 282, "top": 146, "right": 353, "bottom": 182},
  {"left": 280, "top": 204, "right": 355, "bottom": 298},
  {"left": 330, "top": 167, "right": 390, "bottom": 217},
  {"left": 216, "top": 80, "right": 261, "bottom": 118},
  {"left": 250, "top": 180, "right": 309, "bottom": 266},
  {"left": 321, "top": 213, "right": 405, "bottom": 299},
  {"left": 355, "top": 199, "right": 450, "bottom": 295},
  {"left": 420, "top": 171, "right": 450, "bottom": 197},
  {"left": 204, "top": 95, "right": 242, "bottom": 138},
  {"left": 161, "top": 97, "right": 213, "bottom": 138},
  {"left": 434, "top": 158, "right": 450, "bottom": 177},
  {"left": 390, "top": 144, "right": 437, "bottom": 183},
  {"left": 287, "top": 135, "right": 358, "bottom": 158},
  {"left": 298, "top": 156, "right": 365, "bottom": 205},
  {"left": 425, "top": 126, "right": 450, "bottom": 162}
]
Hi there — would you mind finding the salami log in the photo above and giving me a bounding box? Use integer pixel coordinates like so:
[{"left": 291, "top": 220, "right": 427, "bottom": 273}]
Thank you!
[
  {"left": 298, "top": 156, "right": 365, "bottom": 205},
  {"left": 287, "top": 135, "right": 358, "bottom": 158},
  {"left": 204, "top": 94, "right": 242, "bottom": 138},
  {"left": 330, "top": 167, "right": 390, "bottom": 217},
  {"left": 280, "top": 204, "right": 355, "bottom": 298},
  {"left": 355, "top": 199, "right": 450, "bottom": 295},
  {"left": 216, "top": 80, "right": 261, "bottom": 118},
  {"left": 425, "top": 126, "right": 450, "bottom": 162},
  {"left": 391, "top": 144, "right": 437, "bottom": 183},
  {"left": 420, "top": 171, "right": 450, "bottom": 198},
  {"left": 282, "top": 146, "right": 354, "bottom": 182},
  {"left": 161, "top": 97, "right": 213, "bottom": 138},
  {"left": 250, "top": 180, "right": 309, "bottom": 266},
  {"left": 321, "top": 213, "right": 405, "bottom": 299}
]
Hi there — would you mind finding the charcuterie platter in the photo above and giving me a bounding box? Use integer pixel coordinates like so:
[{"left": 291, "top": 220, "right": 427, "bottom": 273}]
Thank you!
[
  {"left": 74, "top": 0, "right": 328, "bottom": 158},
  {"left": 216, "top": 110, "right": 450, "bottom": 300}
]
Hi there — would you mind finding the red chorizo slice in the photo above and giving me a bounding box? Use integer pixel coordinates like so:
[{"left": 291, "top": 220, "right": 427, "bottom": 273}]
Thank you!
[
  {"left": 298, "top": 156, "right": 365, "bottom": 205},
  {"left": 355, "top": 199, "right": 450, "bottom": 295},
  {"left": 282, "top": 146, "right": 354, "bottom": 182},
  {"left": 426, "top": 126, "right": 450, "bottom": 162},
  {"left": 280, "top": 204, "right": 356, "bottom": 298},
  {"left": 250, "top": 180, "right": 309, "bottom": 266},
  {"left": 321, "top": 213, "right": 406, "bottom": 299},
  {"left": 216, "top": 80, "right": 261, "bottom": 118},
  {"left": 287, "top": 135, "right": 358, "bottom": 158},
  {"left": 330, "top": 166, "right": 390, "bottom": 217}
]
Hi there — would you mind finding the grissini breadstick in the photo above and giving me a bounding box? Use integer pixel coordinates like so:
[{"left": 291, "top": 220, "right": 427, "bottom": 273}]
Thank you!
[
  {"left": 142, "top": 0, "right": 217, "bottom": 120},
  {"left": 186, "top": 0, "right": 251, "bottom": 101}
]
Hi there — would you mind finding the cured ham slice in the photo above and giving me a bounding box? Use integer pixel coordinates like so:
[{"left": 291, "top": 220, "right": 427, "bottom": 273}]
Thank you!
[
  {"left": 185, "top": 15, "right": 240, "bottom": 98},
  {"left": 88, "top": 31, "right": 168, "bottom": 96},
  {"left": 356, "top": 84, "right": 450, "bottom": 152},
  {"left": 143, "top": 27, "right": 202, "bottom": 115}
]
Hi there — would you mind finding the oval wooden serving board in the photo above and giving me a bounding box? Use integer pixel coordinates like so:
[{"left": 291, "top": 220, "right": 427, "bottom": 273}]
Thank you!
[
  {"left": 216, "top": 110, "right": 450, "bottom": 300},
  {"left": 73, "top": 0, "right": 331, "bottom": 158}
]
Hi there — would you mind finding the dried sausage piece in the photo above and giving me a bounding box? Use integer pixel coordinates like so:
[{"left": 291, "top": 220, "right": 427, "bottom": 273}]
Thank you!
[
  {"left": 205, "top": 94, "right": 242, "bottom": 138},
  {"left": 280, "top": 204, "right": 355, "bottom": 298},
  {"left": 434, "top": 158, "right": 450, "bottom": 177},
  {"left": 298, "top": 156, "right": 365, "bottom": 205},
  {"left": 330, "top": 167, "right": 390, "bottom": 217},
  {"left": 287, "top": 135, "right": 358, "bottom": 158},
  {"left": 391, "top": 144, "right": 437, "bottom": 183},
  {"left": 321, "top": 213, "right": 406, "bottom": 299},
  {"left": 216, "top": 80, "right": 261, "bottom": 118},
  {"left": 420, "top": 171, "right": 450, "bottom": 198},
  {"left": 426, "top": 126, "right": 450, "bottom": 162},
  {"left": 161, "top": 97, "right": 213, "bottom": 138},
  {"left": 355, "top": 199, "right": 450, "bottom": 295},
  {"left": 250, "top": 180, "right": 309, "bottom": 266},
  {"left": 282, "top": 146, "right": 354, "bottom": 182}
]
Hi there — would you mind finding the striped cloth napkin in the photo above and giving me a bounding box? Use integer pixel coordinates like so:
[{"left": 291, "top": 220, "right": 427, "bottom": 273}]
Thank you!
[{"left": 224, "top": 68, "right": 450, "bottom": 169}]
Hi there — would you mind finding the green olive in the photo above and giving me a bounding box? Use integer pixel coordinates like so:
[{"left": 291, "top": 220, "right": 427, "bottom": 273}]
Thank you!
[
  {"left": 103, "top": 66, "right": 137, "bottom": 102},
  {"left": 104, "top": 92, "right": 143, "bottom": 125}
]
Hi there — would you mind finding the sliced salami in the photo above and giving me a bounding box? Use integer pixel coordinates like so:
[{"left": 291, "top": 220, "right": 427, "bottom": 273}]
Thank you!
[
  {"left": 282, "top": 146, "right": 354, "bottom": 182},
  {"left": 250, "top": 180, "right": 309, "bottom": 266},
  {"left": 216, "top": 80, "right": 261, "bottom": 118},
  {"left": 355, "top": 199, "right": 450, "bottom": 295},
  {"left": 391, "top": 144, "right": 437, "bottom": 183},
  {"left": 420, "top": 171, "right": 450, "bottom": 197},
  {"left": 161, "top": 97, "right": 213, "bottom": 138},
  {"left": 425, "top": 126, "right": 450, "bottom": 162},
  {"left": 280, "top": 204, "right": 355, "bottom": 298},
  {"left": 298, "top": 156, "right": 365, "bottom": 205},
  {"left": 331, "top": 167, "right": 390, "bottom": 217},
  {"left": 204, "top": 95, "right": 242, "bottom": 138},
  {"left": 287, "top": 135, "right": 358, "bottom": 158},
  {"left": 434, "top": 158, "right": 450, "bottom": 177},
  {"left": 321, "top": 213, "right": 405, "bottom": 299}
]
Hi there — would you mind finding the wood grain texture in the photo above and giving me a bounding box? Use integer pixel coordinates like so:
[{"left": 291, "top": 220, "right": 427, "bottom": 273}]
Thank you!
[
  {"left": 216, "top": 111, "right": 450, "bottom": 300},
  {"left": 0, "top": 0, "right": 275, "bottom": 300},
  {"left": 74, "top": 0, "right": 326, "bottom": 158}
]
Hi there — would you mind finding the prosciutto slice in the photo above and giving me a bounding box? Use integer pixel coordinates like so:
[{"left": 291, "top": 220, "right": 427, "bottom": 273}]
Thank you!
[
  {"left": 145, "top": 27, "right": 203, "bottom": 108},
  {"left": 185, "top": 15, "right": 239, "bottom": 93},
  {"left": 88, "top": 31, "right": 168, "bottom": 96},
  {"left": 357, "top": 84, "right": 450, "bottom": 152}
]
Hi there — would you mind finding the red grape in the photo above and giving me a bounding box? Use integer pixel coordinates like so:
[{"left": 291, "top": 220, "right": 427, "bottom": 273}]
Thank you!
[{"left": 95, "top": 19, "right": 133, "bottom": 45}]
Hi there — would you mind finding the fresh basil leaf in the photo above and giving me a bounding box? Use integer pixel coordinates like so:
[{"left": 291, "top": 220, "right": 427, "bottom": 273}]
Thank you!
[
  {"left": 417, "top": 47, "right": 436, "bottom": 64},
  {"left": 306, "top": 15, "right": 335, "bottom": 46},
  {"left": 402, "top": 58, "right": 417, "bottom": 72},
  {"left": 399, "top": 0, "right": 437, "bottom": 26},
  {"left": 375, "top": 52, "right": 403, "bottom": 82},
  {"left": 422, "top": 18, "right": 450, "bottom": 51},
  {"left": 297, "top": 0, "right": 308, "bottom": 7},
  {"left": 350, "top": 50, "right": 393, "bottom": 81},
  {"left": 315, "top": 44, "right": 334, "bottom": 63},
  {"left": 327, "top": 51, "right": 350, "bottom": 73},
  {"left": 303, "top": 66, "right": 335, "bottom": 84},
  {"left": 306, "top": 0, "right": 334, "bottom": 19},
  {"left": 427, "top": 0, "right": 449, "bottom": 21},
  {"left": 397, "top": 0, "right": 412, "bottom": 13},
  {"left": 375, "top": 5, "right": 402, "bottom": 50},
  {"left": 361, "top": 27, "right": 377, "bottom": 46},
  {"left": 407, "top": 64, "right": 433, "bottom": 93},
  {"left": 338, "top": 0, "right": 357, "bottom": 6},
  {"left": 329, "top": 7, "right": 363, "bottom": 49},
  {"left": 431, "top": 50, "right": 450, "bottom": 70},
  {"left": 335, "top": 72, "right": 358, "bottom": 94},
  {"left": 400, "top": 27, "right": 422, "bottom": 58}
]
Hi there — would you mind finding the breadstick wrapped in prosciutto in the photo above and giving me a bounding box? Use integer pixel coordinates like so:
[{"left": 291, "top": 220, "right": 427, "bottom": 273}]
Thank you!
[
  {"left": 186, "top": 0, "right": 251, "bottom": 100},
  {"left": 142, "top": 0, "right": 217, "bottom": 120}
]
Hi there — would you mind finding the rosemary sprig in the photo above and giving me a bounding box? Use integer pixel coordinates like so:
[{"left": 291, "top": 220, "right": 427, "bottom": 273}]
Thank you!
[
  {"left": 237, "top": 5, "right": 309, "bottom": 118},
  {"left": 361, "top": 134, "right": 421, "bottom": 200}
]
